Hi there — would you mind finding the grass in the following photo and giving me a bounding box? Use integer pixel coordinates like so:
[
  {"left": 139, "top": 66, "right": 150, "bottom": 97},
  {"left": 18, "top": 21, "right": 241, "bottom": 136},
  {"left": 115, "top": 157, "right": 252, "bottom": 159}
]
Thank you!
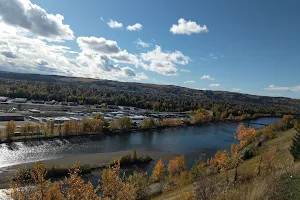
[
  {"left": 154, "top": 128, "right": 299, "bottom": 200},
  {"left": 108, "top": 154, "right": 152, "bottom": 167}
]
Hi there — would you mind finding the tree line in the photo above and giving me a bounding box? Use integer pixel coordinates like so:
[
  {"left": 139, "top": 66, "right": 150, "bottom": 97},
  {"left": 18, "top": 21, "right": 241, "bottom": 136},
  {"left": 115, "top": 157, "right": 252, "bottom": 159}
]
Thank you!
[{"left": 1, "top": 77, "right": 300, "bottom": 114}]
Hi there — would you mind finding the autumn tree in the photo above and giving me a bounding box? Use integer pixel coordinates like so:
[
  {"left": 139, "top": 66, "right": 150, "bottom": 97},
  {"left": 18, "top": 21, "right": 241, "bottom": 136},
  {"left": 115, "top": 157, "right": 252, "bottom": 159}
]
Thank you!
[
  {"left": 168, "top": 159, "right": 177, "bottom": 177},
  {"left": 290, "top": 119, "right": 300, "bottom": 161},
  {"left": 230, "top": 144, "right": 243, "bottom": 182},
  {"left": 119, "top": 116, "right": 132, "bottom": 131},
  {"left": 4, "top": 120, "right": 16, "bottom": 140},
  {"left": 127, "top": 172, "right": 149, "bottom": 200},
  {"left": 30, "top": 161, "right": 52, "bottom": 200},
  {"left": 193, "top": 108, "right": 212, "bottom": 124},
  {"left": 278, "top": 115, "right": 294, "bottom": 131},
  {"left": 64, "top": 164, "right": 99, "bottom": 200},
  {"left": 45, "top": 120, "right": 54, "bottom": 137},
  {"left": 140, "top": 118, "right": 155, "bottom": 129},
  {"left": 228, "top": 113, "right": 235, "bottom": 120},
  {"left": 101, "top": 164, "right": 136, "bottom": 200},
  {"left": 62, "top": 121, "right": 70, "bottom": 136},
  {"left": 151, "top": 159, "right": 165, "bottom": 182},
  {"left": 235, "top": 123, "right": 256, "bottom": 149},
  {"left": 220, "top": 111, "right": 228, "bottom": 121},
  {"left": 214, "top": 150, "right": 230, "bottom": 183},
  {"left": 57, "top": 123, "right": 62, "bottom": 137},
  {"left": 131, "top": 149, "right": 137, "bottom": 161}
]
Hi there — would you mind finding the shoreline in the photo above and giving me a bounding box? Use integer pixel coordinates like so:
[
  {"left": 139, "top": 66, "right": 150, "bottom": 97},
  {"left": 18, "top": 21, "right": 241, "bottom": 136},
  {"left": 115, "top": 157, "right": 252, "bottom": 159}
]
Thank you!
[
  {"left": 0, "top": 116, "right": 278, "bottom": 144},
  {"left": 0, "top": 149, "right": 178, "bottom": 189}
]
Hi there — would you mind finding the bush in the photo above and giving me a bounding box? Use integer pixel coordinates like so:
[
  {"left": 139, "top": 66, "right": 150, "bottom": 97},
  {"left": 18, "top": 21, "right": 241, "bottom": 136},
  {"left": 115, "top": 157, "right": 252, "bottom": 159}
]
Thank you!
[
  {"left": 109, "top": 153, "right": 152, "bottom": 166},
  {"left": 243, "top": 145, "right": 258, "bottom": 160}
]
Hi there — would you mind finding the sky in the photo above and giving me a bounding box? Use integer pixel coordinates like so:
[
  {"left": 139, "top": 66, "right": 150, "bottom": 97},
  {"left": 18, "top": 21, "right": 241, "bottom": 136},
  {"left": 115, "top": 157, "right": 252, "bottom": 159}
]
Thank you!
[{"left": 0, "top": 0, "right": 300, "bottom": 98}]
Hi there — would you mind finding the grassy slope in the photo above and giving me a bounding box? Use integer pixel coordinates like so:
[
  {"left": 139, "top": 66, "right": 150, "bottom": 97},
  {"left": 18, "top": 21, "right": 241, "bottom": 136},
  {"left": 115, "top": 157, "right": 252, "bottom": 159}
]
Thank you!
[{"left": 154, "top": 128, "right": 298, "bottom": 200}]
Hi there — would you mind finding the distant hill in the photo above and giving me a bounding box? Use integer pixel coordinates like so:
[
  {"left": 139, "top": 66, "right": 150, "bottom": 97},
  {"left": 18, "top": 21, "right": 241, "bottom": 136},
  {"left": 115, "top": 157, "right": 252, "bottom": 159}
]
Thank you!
[{"left": 0, "top": 71, "right": 299, "bottom": 114}]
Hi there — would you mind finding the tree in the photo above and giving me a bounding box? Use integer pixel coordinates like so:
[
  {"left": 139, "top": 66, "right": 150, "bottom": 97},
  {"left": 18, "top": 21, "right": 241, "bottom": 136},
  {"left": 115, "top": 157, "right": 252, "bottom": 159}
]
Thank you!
[
  {"left": 230, "top": 144, "right": 242, "bottom": 183},
  {"left": 140, "top": 118, "right": 155, "bottom": 129},
  {"left": 127, "top": 172, "right": 149, "bottom": 200},
  {"left": 131, "top": 149, "right": 137, "bottom": 162},
  {"left": 235, "top": 123, "right": 256, "bottom": 149},
  {"left": 64, "top": 164, "right": 99, "bottom": 200},
  {"left": 62, "top": 121, "right": 70, "bottom": 136},
  {"left": 193, "top": 109, "right": 212, "bottom": 124},
  {"left": 168, "top": 159, "right": 177, "bottom": 177},
  {"left": 228, "top": 113, "right": 235, "bottom": 120},
  {"left": 119, "top": 116, "right": 132, "bottom": 131},
  {"left": 151, "top": 159, "right": 165, "bottom": 182},
  {"left": 290, "top": 119, "right": 300, "bottom": 161},
  {"left": 30, "top": 162, "right": 51, "bottom": 200},
  {"left": 4, "top": 120, "right": 16, "bottom": 140},
  {"left": 214, "top": 150, "right": 230, "bottom": 183},
  {"left": 101, "top": 164, "right": 136, "bottom": 200},
  {"left": 220, "top": 111, "right": 228, "bottom": 121},
  {"left": 45, "top": 120, "right": 54, "bottom": 137}
]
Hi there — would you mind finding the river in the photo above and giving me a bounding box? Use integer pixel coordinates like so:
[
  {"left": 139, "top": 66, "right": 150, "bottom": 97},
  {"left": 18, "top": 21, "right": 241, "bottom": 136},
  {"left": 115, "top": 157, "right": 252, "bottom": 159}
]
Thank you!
[{"left": 0, "top": 117, "right": 280, "bottom": 169}]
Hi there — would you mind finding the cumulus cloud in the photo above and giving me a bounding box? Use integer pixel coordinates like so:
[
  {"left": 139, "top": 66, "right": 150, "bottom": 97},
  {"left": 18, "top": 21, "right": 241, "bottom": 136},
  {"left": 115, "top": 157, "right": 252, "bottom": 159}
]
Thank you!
[
  {"left": 127, "top": 23, "right": 143, "bottom": 31},
  {"left": 184, "top": 80, "right": 195, "bottom": 84},
  {"left": 107, "top": 19, "right": 123, "bottom": 28},
  {"left": 201, "top": 75, "right": 214, "bottom": 80},
  {"left": 77, "top": 37, "right": 121, "bottom": 54},
  {"left": 264, "top": 85, "right": 300, "bottom": 92},
  {"left": 136, "top": 38, "right": 151, "bottom": 48},
  {"left": 0, "top": 23, "right": 146, "bottom": 81},
  {"left": 181, "top": 69, "right": 190, "bottom": 73},
  {"left": 232, "top": 88, "right": 242, "bottom": 92},
  {"left": 140, "top": 45, "right": 190, "bottom": 76},
  {"left": 170, "top": 18, "right": 208, "bottom": 35},
  {"left": 209, "top": 84, "right": 220, "bottom": 88},
  {"left": 0, "top": 0, "right": 74, "bottom": 40}
]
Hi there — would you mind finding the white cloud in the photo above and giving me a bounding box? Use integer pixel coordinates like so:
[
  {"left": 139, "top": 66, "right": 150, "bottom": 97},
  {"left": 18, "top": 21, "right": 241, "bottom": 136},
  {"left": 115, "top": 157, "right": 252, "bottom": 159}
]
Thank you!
[
  {"left": 0, "top": 21, "right": 147, "bottom": 81},
  {"left": 209, "top": 53, "right": 218, "bottom": 59},
  {"left": 181, "top": 69, "right": 190, "bottom": 73},
  {"left": 232, "top": 88, "right": 242, "bottom": 92},
  {"left": 140, "top": 45, "right": 190, "bottom": 76},
  {"left": 209, "top": 84, "right": 221, "bottom": 88},
  {"left": 107, "top": 19, "right": 123, "bottom": 29},
  {"left": 201, "top": 75, "right": 214, "bottom": 80},
  {"left": 184, "top": 80, "right": 195, "bottom": 84},
  {"left": 127, "top": 23, "right": 143, "bottom": 31},
  {"left": 133, "top": 72, "right": 149, "bottom": 80},
  {"left": 100, "top": 17, "right": 104, "bottom": 21},
  {"left": 0, "top": 0, "right": 74, "bottom": 41},
  {"left": 77, "top": 37, "right": 121, "bottom": 54},
  {"left": 264, "top": 85, "right": 300, "bottom": 92},
  {"left": 170, "top": 18, "right": 208, "bottom": 35},
  {"left": 136, "top": 38, "right": 151, "bottom": 48}
]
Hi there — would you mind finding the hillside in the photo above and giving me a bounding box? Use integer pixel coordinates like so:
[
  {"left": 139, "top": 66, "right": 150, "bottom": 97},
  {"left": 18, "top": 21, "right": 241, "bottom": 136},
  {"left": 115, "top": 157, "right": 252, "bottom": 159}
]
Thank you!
[
  {"left": 0, "top": 71, "right": 300, "bottom": 114},
  {"left": 154, "top": 128, "right": 300, "bottom": 200}
]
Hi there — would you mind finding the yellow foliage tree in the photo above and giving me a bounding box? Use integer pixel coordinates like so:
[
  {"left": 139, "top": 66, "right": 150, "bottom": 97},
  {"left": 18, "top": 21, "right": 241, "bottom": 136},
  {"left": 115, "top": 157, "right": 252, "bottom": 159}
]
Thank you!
[
  {"left": 151, "top": 159, "right": 165, "bottom": 182},
  {"left": 235, "top": 123, "right": 256, "bottom": 149},
  {"left": 4, "top": 120, "right": 16, "bottom": 140},
  {"left": 64, "top": 164, "right": 99, "bottom": 200}
]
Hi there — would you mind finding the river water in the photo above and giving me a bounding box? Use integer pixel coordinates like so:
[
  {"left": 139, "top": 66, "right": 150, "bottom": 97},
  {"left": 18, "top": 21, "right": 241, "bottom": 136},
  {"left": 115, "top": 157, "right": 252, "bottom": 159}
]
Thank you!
[{"left": 0, "top": 117, "right": 280, "bottom": 169}]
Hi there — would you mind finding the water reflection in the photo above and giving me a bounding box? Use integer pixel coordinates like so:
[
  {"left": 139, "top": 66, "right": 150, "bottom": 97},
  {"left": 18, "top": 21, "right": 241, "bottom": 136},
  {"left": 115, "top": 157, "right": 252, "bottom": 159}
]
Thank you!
[{"left": 0, "top": 117, "right": 280, "bottom": 169}]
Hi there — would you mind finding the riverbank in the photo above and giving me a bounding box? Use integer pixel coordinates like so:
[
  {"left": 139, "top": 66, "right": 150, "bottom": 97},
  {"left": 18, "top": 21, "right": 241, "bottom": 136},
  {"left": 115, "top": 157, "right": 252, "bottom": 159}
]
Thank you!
[
  {"left": 0, "top": 149, "right": 177, "bottom": 189},
  {"left": 0, "top": 116, "right": 278, "bottom": 144}
]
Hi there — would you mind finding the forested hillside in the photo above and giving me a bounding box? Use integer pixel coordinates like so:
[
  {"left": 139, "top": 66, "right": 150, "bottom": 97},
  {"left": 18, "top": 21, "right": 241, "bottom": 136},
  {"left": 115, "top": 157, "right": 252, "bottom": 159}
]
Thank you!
[{"left": 0, "top": 71, "right": 300, "bottom": 115}]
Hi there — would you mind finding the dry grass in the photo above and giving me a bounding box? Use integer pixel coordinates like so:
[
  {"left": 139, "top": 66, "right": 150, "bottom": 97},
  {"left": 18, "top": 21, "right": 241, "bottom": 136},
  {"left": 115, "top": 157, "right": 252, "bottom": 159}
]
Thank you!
[{"left": 154, "top": 128, "right": 298, "bottom": 200}]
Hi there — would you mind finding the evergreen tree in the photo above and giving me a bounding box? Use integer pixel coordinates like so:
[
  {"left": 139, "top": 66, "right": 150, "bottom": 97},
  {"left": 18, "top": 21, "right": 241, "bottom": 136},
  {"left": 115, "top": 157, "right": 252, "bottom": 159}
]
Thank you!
[{"left": 290, "top": 120, "right": 300, "bottom": 161}]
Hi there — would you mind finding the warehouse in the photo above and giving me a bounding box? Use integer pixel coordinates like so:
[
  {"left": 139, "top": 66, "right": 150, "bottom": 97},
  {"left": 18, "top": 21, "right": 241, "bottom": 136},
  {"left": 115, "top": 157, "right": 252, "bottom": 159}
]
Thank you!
[{"left": 0, "top": 112, "right": 25, "bottom": 121}]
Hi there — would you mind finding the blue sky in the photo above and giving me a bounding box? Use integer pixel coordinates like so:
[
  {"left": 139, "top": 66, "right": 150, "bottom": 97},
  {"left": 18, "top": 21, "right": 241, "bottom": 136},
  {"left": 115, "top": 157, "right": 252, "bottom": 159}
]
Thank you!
[{"left": 0, "top": 0, "right": 299, "bottom": 98}]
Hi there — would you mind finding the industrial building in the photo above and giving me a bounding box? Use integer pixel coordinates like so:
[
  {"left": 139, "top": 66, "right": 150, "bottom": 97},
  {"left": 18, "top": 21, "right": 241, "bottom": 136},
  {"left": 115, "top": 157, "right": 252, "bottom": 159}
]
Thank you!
[{"left": 0, "top": 112, "right": 25, "bottom": 121}]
